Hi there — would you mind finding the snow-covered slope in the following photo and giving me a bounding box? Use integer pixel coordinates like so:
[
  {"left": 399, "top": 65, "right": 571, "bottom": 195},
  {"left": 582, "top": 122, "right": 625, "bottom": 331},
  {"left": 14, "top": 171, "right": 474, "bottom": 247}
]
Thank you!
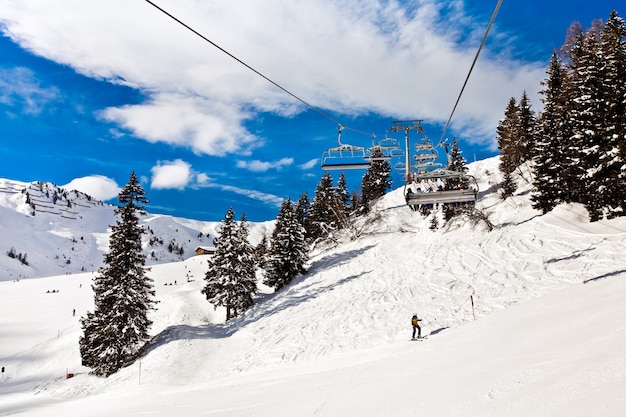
[
  {"left": 0, "top": 178, "right": 273, "bottom": 281},
  {"left": 1, "top": 157, "right": 625, "bottom": 416}
]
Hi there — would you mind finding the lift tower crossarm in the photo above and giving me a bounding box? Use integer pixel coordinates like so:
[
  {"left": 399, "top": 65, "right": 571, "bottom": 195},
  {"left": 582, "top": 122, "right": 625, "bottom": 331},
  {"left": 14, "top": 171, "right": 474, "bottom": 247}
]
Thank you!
[{"left": 390, "top": 120, "right": 425, "bottom": 183}]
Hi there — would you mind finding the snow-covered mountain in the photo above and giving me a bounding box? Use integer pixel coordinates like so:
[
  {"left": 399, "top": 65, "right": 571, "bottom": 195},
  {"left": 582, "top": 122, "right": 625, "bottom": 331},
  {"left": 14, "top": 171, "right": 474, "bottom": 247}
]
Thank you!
[
  {"left": 0, "top": 179, "right": 273, "bottom": 281},
  {"left": 1, "top": 156, "right": 625, "bottom": 416}
]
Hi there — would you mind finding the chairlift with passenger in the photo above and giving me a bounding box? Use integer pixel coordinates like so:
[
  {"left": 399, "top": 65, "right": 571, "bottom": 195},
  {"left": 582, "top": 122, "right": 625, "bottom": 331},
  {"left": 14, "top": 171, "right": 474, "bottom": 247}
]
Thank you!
[
  {"left": 396, "top": 120, "right": 478, "bottom": 208},
  {"left": 405, "top": 168, "right": 478, "bottom": 208}
]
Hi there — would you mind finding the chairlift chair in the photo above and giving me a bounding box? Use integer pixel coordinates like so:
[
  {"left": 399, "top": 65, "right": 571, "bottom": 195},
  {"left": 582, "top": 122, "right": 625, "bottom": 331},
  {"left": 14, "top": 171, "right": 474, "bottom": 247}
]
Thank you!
[
  {"left": 399, "top": 121, "right": 479, "bottom": 208},
  {"left": 376, "top": 136, "right": 402, "bottom": 150},
  {"left": 405, "top": 168, "right": 478, "bottom": 207},
  {"left": 321, "top": 144, "right": 370, "bottom": 170},
  {"left": 321, "top": 125, "right": 371, "bottom": 170}
]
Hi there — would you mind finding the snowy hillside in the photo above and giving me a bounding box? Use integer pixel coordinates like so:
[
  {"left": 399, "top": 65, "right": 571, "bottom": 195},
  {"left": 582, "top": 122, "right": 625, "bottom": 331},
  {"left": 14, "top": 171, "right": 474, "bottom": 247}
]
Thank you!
[
  {"left": 1, "top": 156, "right": 625, "bottom": 416},
  {"left": 0, "top": 178, "right": 273, "bottom": 281}
]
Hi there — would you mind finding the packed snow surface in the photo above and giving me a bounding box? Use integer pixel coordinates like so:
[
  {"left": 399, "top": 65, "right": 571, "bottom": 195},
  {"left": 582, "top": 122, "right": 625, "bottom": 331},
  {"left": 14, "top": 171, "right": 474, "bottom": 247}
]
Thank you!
[{"left": 1, "top": 157, "right": 625, "bottom": 416}]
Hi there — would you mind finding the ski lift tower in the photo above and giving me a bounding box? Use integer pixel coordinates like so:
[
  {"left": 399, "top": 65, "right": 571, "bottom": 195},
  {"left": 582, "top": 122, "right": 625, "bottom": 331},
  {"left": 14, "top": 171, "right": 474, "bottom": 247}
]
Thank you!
[{"left": 390, "top": 120, "right": 425, "bottom": 183}]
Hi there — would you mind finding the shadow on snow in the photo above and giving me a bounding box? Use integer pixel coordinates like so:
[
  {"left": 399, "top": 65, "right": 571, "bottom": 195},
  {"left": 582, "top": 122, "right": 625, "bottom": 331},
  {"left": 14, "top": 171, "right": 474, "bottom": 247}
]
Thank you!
[{"left": 144, "top": 245, "right": 377, "bottom": 355}]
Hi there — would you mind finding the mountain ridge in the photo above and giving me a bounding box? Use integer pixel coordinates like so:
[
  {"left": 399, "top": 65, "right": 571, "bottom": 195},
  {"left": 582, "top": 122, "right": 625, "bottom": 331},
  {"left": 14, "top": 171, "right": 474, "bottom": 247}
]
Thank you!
[{"left": 0, "top": 178, "right": 273, "bottom": 281}]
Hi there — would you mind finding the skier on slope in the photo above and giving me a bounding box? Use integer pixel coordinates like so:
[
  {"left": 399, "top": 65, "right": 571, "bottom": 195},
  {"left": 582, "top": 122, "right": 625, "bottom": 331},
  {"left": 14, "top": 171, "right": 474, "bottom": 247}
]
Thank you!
[{"left": 411, "top": 313, "right": 422, "bottom": 340}]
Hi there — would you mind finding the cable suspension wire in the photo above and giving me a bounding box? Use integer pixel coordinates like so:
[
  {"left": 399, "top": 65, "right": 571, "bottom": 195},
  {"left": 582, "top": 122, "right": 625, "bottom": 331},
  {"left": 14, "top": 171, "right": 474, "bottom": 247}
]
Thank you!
[
  {"left": 144, "top": 0, "right": 374, "bottom": 138},
  {"left": 438, "top": 0, "right": 503, "bottom": 144}
]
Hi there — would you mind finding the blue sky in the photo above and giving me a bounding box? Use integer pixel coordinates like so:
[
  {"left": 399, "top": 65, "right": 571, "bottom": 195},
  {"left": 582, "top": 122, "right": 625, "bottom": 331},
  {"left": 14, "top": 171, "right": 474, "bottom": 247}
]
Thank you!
[{"left": 0, "top": 0, "right": 619, "bottom": 221}]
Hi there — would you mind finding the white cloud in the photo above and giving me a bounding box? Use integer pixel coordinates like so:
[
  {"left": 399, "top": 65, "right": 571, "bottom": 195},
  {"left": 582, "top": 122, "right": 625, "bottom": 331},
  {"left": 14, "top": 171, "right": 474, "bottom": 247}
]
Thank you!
[
  {"left": 299, "top": 158, "right": 319, "bottom": 170},
  {"left": 195, "top": 177, "right": 285, "bottom": 207},
  {"left": 150, "top": 159, "right": 193, "bottom": 190},
  {"left": 236, "top": 158, "right": 293, "bottom": 172},
  {"left": 217, "top": 184, "right": 285, "bottom": 208},
  {"left": 0, "top": 0, "right": 546, "bottom": 150},
  {"left": 101, "top": 93, "right": 261, "bottom": 156},
  {"left": 62, "top": 175, "right": 120, "bottom": 201},
  {"left": 0, "top": 67, "right": 60, "bottom": 115},
  {"left": 195, "top": 173, "right": 211, "bottom": 186}
]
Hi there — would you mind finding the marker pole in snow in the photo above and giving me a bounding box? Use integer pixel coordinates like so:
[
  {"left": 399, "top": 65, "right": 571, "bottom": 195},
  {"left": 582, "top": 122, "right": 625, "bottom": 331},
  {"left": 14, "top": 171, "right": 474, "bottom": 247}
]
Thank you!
[
  {"left": 470, "top": 295, "right": 476, "bottom": 321},
  {"left": 138, "top": 358, "right": 142, "bottom": 385}
]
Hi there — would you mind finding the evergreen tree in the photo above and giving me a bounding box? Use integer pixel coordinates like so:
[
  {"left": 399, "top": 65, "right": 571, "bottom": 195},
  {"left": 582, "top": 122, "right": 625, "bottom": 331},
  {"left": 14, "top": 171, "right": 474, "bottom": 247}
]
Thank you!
[
  {"left": 444, "top": 138, "right": 470, "bottom": 190},
  {"left": 531, "top": 11, "right": 626, "bottom": 219},
  {"left": 201, "top": 208, "right": 257, "bottom": 320},
  {"left": 597, "top": 11, "right": 626, "bottom": 217},
  {"left": 443, "top": 138, "right": 471, "bottom": 220},
  {"left": 361, "top": 146, "right": 392, "bottom": 210},
  {"left": 570, "top": 22, "right": 609, "bottom": 219},
  {"left": 517, "top": 91, "right": 539, "bottom": 162},
  {"left": 350, "top": 191, "right": 360, "bottom": 214},
  {"left": 500, "top": 171, "right": 517, "bottom": 199},
  {"left": 294, "top": 192, "right": 312, "bottom": 242},
  {"left": 254, "top": 235, "right": 270, "bottom": 269},
  {"left": 558, "top": 21, "right": 589, "bottom": 205},
  {"left": 497, "top": 97, "right": 520, "bottom": 198},
  {"left": 233, "top": 214, "right": 258, "bottom": 315},
  {"left": 79, "top": 172, "right": 155, "bottom": 377},
  {"left": 532, "top": 52, "right": 571, "bottom": 213},
  {"left": 496, "top": 91, "right": 538, "bottom": 192},
  {"left": 263, "top": 199, "right": 308, "bottom": 292},
  {"left": 510, "top": 12, "right": 626, "bottom": 220},
  {"left": 336, "top": 171, "right": 351, "bottom": 214},
  {"left": 308, "top": 173, "right": 338, "bottom": 240}
]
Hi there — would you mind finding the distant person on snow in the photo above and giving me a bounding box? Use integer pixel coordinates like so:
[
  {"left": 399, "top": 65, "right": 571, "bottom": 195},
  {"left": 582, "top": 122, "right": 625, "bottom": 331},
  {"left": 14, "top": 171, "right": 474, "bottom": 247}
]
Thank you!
[{"left": 411, "top": 313, "right": 422, "bottom": 340}]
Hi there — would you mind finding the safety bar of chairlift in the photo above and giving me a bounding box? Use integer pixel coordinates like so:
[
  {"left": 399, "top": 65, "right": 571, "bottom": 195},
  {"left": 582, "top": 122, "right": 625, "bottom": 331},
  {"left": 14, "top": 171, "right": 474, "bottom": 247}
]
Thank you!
[
  {"left": 405, "top": 189, "right": 477, "bottom": 205},
  {"left": 321, "top": 162, "right": 372, "bottom": 170},
  {"left": 376, "top": 138, "right": 401, "bottom": 149},
  {"left": 367, "top": 155, "right": 393, "bottom": 161},
  {"left": 413, "top": 169, "right": 475, "bottom": 180},
  {"left": 411, "top": 162, "right": 443, "bottom": 172},
  {"left": 413, "top": 154, "right": 438, "bottom": 161},
  {"left": 325, "top": 144, "right": 366, "bottom": 154}
]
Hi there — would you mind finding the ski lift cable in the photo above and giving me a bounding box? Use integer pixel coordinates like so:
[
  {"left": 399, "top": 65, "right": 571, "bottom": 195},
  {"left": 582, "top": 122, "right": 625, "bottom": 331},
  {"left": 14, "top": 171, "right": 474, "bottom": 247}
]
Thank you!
[
  {"left": 144, "top": 0, "right": 374, "bottom": 139},
  {"left": 438, "top": 0, "right": 503, "bottom": 145}
]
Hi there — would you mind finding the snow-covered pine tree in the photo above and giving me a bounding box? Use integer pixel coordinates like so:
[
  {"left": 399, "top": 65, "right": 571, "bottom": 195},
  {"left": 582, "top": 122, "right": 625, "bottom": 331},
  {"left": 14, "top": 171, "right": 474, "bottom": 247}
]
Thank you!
[
  {"left": 361, "top": 146, "right": 392, "bottom": 211},
  {"left": 597, "top": 11, "right": 626, "bottom": 218},
  {"left": 232, "top": 213, "right": 258, "bottom": 316},
  {"left": 531, "top": 12, "right": 626, "bottom": 220},
  {"left": 532, "top": 52, "right": 571, "bottom": 213},
  {"left": 350, "top": 191, "right": 360, "bottom": 214},
  {"left": 308, "top": 173, "right": 338, "bottom": 241},
  {"left": 294, "top": 192, "right": 311, "bottom": 242},
  {"left": 254, "top": 234, "right": 269, "bottom": 269},
  {"left": 444, "top": 137, "right": 470, "bottom": 190},
  {"left": 500, "top": 171, "right": 517, "bottom": 199},
  {"left": 201, "top": 207, "right": 257, "bottom": 320},
  {"left": 611, "top": 17, "right": 626, "bottom": 189},
  {"left": 551, "top": 21, "right": 589, "bottom": 205},
  {"left": 263, "top": 199, "right": 308, "bottom": 292},
  {"left": 517, "top": 91, "right": 539, "bottom": 162},
  {"left": 443, "top": 138, "right": 471, "bottom": 220},
  {"left": 568, "top": 21, "right": 610, "bottom": 220},
  {"left": 558, "top": 12, "right": 626, "bottom": 219},
  {"left": 336, "top": 171, "right": 351, "bottom": 215},
  {"left": 497, "top": 97, "right": 520, "bottom": 198},
  {"left": 79, "top": 172, "right": 155, "bottom": 377}
]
